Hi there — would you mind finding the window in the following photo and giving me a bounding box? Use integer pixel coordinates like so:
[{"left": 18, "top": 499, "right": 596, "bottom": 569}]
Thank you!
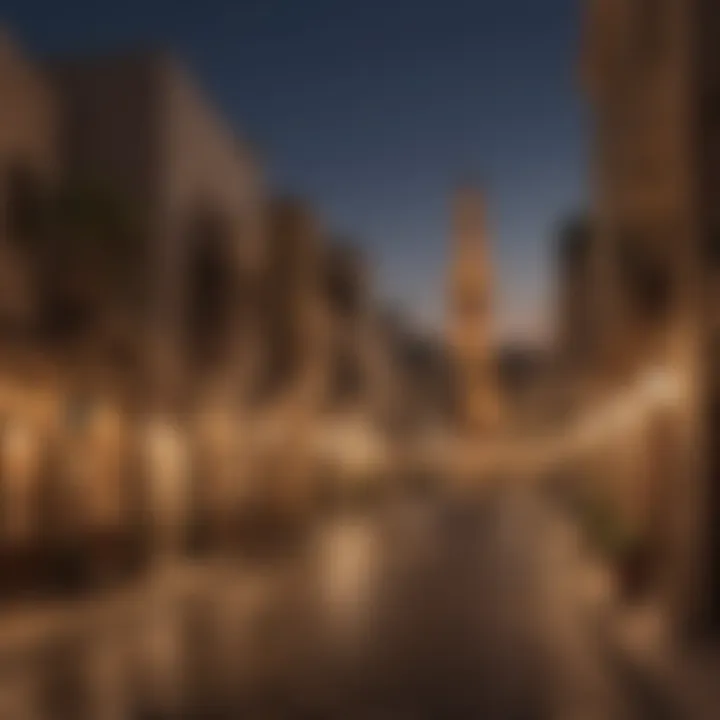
[
  {"left": 184, "top": 209, "right": 236, "bottom": 373},
  {"left": 41, "top": 292, "right": 92, "bottom": 344},
  {"left": 617, "top": 234, "right": 673, "bottom": 322},
  {"left": 5, "top": 164, "right": 46, "bottom": 245}
]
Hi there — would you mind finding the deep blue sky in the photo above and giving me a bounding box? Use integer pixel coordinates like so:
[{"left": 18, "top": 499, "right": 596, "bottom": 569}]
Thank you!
[{"left": 3, "top": 0, "right": 588, "bottom": 342}]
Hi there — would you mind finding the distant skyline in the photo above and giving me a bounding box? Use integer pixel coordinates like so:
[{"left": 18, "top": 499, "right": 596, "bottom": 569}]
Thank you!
[{"left": 2, "top": 0, "right": 588, "bottom": 344}]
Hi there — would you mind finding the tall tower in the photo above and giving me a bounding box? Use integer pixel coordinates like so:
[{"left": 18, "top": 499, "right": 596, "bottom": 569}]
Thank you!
[{"left": 447, "top": 187, "right": 500, "bottom": 434}]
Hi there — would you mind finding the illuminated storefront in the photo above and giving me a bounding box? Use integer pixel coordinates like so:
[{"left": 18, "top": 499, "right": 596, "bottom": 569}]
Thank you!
[
  {"left": 143, "top": 417, "right": 190, "bottom": 558},
  {"left": 0, "top": 379, "right": 58, "bottom": 551}
]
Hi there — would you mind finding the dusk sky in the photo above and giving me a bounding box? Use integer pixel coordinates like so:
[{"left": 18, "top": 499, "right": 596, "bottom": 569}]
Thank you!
[{"left": 3, "top": 0, "right": 588, "bottom": 343}]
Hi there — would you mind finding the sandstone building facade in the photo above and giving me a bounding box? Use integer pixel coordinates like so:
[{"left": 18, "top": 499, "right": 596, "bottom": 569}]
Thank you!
[
  {"left": 583, "top": 0, "right": 720, "bottom": 629},
  {"left": 0, "top": 27, "right": 398, "bottom": 582},
  {"left": 49, "top": 51, "right": 265, "bottom": 408}
]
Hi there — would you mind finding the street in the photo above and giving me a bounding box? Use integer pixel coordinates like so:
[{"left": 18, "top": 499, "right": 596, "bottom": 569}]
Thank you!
[{"left": 0, "top": 486, "right": 682, "bottom": 719}]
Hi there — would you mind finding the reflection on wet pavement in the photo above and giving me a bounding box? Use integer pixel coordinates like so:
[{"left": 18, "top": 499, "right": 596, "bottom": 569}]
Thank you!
[{"left": 0, "top": 492, "right": 667, "bottom": 718}]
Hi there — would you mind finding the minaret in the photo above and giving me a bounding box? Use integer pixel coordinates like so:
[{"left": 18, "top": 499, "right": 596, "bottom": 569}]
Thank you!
[{"left": 447, "top": 186, "right": 500, "bottom": 435}]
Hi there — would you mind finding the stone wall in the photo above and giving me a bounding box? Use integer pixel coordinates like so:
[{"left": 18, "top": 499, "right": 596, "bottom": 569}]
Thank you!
[{"left": 0, "top": 30, "right": 57, "bottom": 325}]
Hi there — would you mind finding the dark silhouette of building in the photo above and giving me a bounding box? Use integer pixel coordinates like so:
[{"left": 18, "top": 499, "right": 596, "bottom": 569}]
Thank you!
[{"left": 556, "top": 215, "right": 596, "bottom": 373}]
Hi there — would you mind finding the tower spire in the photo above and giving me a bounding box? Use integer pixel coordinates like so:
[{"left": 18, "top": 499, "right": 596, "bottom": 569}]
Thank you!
[{"left": 447, "top": 186, "right": 500, "bottom": 435}]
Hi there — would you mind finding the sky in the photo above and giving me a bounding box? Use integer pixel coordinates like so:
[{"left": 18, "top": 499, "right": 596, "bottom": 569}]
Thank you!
[{"left": 2, "top": 0, "right": 588, "bottom": 344}]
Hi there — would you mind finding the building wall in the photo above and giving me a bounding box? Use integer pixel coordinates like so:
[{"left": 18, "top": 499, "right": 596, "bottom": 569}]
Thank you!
[
  {"left": 44, "top": 50, "right": 268, "bottom": 546},
  {"left": 556, "top": 217, "right": 595, "bottom": 372},
  {"left": 157, "top": 58, "right": 264, "bottom": 395},
  {"left": 0, "top": 30, "right": 57, "bottom": 177},
  {"left": 698, "top": 0, "right": 720, "bottom": 284},
  {"left": 323, "top": 243, "right": 370, "bottom": 412},
  {"left": 49, "top": 53, "right": 159, "bottom": 222},
  {"left": 262, "top": 198, "right": 328, "bottom": 404},
  {"left": 696, "top": 0, "right": 720, "bottom": 629},
  {"left": 49, "top": 52, "right": 265, "bottom": 404},
  {"left": 159, "top": 57, "right": 262, "bottom": 264},
  {"left": 584, "top": 0, "right": 697, "bottom": 379},
  {"left": 0, "top": 30, "right": 57, "bottom": 324},
  {"left": 583, "top": 0, "right": 720, "bottom": 630}
]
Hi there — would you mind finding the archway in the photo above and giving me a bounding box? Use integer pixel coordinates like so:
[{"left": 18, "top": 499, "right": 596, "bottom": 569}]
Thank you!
[{"left": 183, "top": 208, "right": 238, "bottom": 378}]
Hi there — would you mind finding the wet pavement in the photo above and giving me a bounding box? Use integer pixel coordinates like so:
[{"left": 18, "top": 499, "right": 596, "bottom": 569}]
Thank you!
[{"left": 0, "top": 487, "right": 681, "bottom": 719}]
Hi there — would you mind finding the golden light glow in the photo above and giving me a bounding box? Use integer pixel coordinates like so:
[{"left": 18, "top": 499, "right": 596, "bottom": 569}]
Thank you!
[
  {"left": 144, "top": 418, "right": 190, "bottom": 546},
  {"left": 1, "top": 419, "right": 40, "bottom": 542}
]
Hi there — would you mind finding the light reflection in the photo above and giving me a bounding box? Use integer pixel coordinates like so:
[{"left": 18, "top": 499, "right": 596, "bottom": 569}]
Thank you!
[
  {"left": 2, "top": 419, "right": 40, "bottom": 543},
  {"left": 0, "top": 665, "right": 41, "bottom": 720},
  {"left": 315, "top": 516, "right": 381, "bottom": 644},
  {"left": 81, "top": 628, "right": 131, "bottom": 720},
  {"left": 132, "top": 600, "right": 184, "bottom": 716}
]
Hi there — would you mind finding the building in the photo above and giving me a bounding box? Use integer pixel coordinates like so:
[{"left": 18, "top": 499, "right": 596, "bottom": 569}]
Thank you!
[
  {"left": 0, "top": 30, "right": 270, "bottom": 582},
  {"left": 0, "top": 24, "right": 410, "bottom": 582},
  {"left": 249, "top": 197, "right": 331, "bottom": 512},
  {"left": 556, "top": 215, "right": 596, "bottom": 374},
  {"left": 583, "top": 0, "right": 720, "bottom": 630},
  {"left": 48, "top": 51, "right": 265, "bottom": 407},
  {"left": 581, "top": 0, "right": 705, "bottom": 379},
  {"left": 322, "top": 243, "right": 370, "bottom": 412},
  {"left": 261, "top": 197, "right": 328, "bottom": 405},
  {"left": 446, "top": 187, "right": 501, "bottom": 435},
  {"left": 49, "top": 51, "right": 268, "bottom": 555},
  {"left": 0, "top": 29, "right": 57, "bottom": 328},
  {"left": 0, "top": 32, "right": 71, "bottom": 586}
]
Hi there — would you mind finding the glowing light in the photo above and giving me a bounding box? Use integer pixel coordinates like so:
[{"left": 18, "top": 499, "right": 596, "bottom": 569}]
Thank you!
[
  {"left": 640, "top": 368, "right": 683, "bottom": 408},
  {"left": 1, "top": 419, "right": 39, "bottom": 541},
  {"left": 144, "top": 418, "right": 189, "bottom": 544},
  {"left": 314, "top": 416, "right": 388, "bottom": 480},
  {"left": 4, "top": 420, "right": 34, "bottom": 471},
  {"left": 316, "top": 518, "right": 380, "bottom": 641}
]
